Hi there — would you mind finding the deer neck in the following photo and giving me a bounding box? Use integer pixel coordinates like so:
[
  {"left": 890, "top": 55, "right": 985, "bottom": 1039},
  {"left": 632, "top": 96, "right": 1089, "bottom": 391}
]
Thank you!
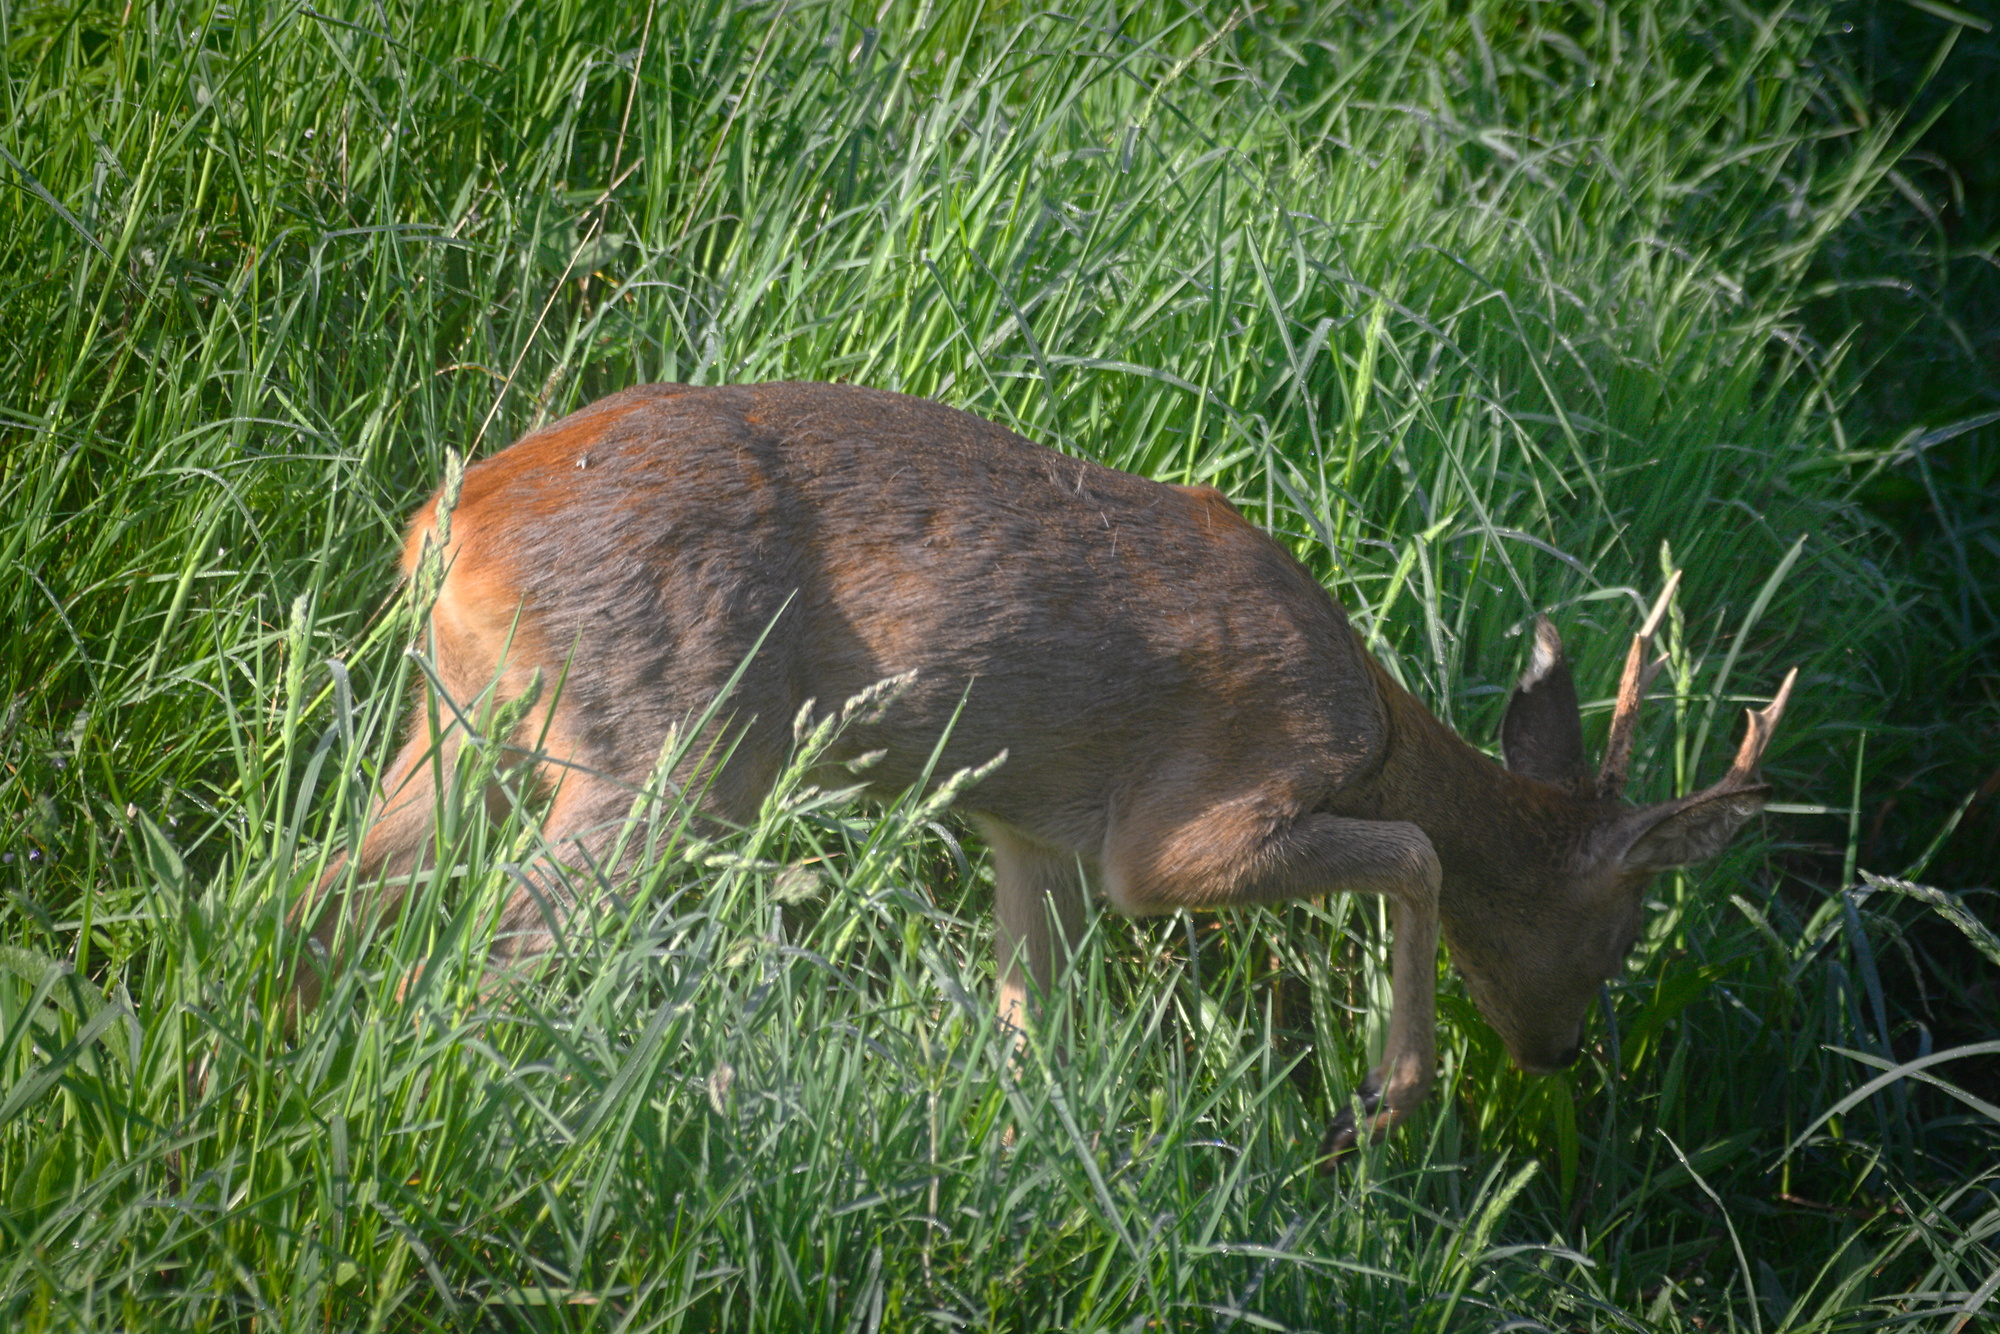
[{"left": 1342, "top": 660, "right": 1586, "bottom": 900}]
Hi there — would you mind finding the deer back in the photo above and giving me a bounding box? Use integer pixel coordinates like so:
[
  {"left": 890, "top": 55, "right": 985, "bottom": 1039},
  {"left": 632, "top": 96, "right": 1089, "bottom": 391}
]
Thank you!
[{"left": 407, "top": 382, "right": 1390, "bottom": 853}]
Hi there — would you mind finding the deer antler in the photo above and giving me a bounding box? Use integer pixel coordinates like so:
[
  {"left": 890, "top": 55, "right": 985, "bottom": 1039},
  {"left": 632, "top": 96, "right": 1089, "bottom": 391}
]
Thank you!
[
  {"left": 1713, "top": 666, "right": 1798, "bottom": 792},
  {"left": 1597, "top": 570, "right": 1681, "bottom": 800}
]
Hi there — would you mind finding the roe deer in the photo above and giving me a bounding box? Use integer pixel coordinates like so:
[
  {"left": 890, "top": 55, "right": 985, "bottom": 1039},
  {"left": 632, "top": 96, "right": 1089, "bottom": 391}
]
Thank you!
[{"left": 292, "top": 381, "right": 1795, "bottom": 1162}]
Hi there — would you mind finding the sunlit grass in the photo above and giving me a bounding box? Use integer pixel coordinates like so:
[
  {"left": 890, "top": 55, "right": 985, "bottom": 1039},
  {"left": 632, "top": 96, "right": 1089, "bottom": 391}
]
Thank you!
[{"left": 2, "top": 0, "right": 1996, "bottom": 1328}]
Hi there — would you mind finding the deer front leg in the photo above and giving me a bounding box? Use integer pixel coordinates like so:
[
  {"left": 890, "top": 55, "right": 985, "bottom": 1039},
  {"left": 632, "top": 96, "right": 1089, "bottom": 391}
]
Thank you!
[
  {"left": 975, "top": 816, "right": 1089, "bottom": 1043},
  {"left": 1102, "top": 805, "right": 1441, "bottom": 1165},
  {"left": 1318, "top": 884, "right": 1438, "bottom": 1163}
]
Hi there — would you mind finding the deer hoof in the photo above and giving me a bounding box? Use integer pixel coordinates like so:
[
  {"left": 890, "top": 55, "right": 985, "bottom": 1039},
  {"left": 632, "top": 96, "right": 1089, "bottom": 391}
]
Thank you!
[{"left": 1315, "top": 1079, "right": 1384, "bottom": 1171}]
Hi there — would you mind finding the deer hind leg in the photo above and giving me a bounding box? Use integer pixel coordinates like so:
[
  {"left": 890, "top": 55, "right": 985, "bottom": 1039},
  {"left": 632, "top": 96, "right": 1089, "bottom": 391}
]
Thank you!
[
  {"left": 483, "top": 759, "right": 631, "bottom": 976},
  {"left": 287, "top": 701, "right": 517, "bottom": 1022},
  {"left": 974, "top": 816, "right": 1089, "bottom": 1044},
  {"left": 1101, "top": 799, "right": 1441, "bottom": 1161},
  {"left": 482, "top": 713, "right": 788, "bottom": 982}
]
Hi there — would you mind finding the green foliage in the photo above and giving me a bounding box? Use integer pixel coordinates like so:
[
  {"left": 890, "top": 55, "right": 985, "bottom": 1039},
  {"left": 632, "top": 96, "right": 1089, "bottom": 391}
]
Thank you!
[
  {"left": 1, "top": 0, "right": 1995, "bottom": 1327},
  {"left": 1813, "top": 0, "right": 2000, "bottom": 883}
]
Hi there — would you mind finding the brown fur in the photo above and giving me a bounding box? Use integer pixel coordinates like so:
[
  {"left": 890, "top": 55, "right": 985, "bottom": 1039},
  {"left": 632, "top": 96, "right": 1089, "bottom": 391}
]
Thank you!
[{"left": 291, "top": 382, "right": 1792, "bottom": 1162}]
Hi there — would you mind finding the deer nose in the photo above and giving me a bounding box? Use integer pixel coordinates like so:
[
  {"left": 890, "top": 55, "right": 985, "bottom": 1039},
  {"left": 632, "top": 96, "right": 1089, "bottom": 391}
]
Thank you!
[{"left": 1556, "top": 1043, "right": 1583, "bottom": 1068}]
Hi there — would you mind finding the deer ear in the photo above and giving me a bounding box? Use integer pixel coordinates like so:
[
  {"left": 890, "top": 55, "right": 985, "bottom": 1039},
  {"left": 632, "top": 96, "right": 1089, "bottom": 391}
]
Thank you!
[
  {"left": 1617, "top": 786, "right": 1772, "bottom": 870},
  {"left": 1502, "top": 615, "right": 1586, "bottom": 789}
]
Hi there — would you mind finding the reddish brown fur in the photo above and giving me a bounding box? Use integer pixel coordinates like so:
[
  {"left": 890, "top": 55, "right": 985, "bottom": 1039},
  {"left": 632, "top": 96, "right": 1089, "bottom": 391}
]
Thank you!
[{"left": 293, "top": 382, "right": 1793, "bottom": 1162}]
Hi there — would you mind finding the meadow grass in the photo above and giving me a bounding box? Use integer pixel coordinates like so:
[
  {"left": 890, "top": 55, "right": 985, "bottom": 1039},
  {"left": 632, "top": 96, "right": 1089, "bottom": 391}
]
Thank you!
[{"left": 2, "top": 0, "right": 1996, "bottom": 1327}]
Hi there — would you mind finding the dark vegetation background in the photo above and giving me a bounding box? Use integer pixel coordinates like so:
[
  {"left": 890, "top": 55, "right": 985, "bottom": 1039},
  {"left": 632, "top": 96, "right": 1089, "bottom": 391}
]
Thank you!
[
  {"left": 1814, "top": 0, "right": 2000, "bottom": 1104},
  {"left": 1, "top": 0, "right": 1996, "bottom": 1328}
]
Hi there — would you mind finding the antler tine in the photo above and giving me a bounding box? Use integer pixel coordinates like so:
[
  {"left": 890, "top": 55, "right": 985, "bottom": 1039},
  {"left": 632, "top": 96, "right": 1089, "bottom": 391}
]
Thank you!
[
  {"left": 1597, "top": 569, "right": 1682, "bottom": 800},
  {"left": 1718, "top": 666, "right": 1798, "bottom": 790}
]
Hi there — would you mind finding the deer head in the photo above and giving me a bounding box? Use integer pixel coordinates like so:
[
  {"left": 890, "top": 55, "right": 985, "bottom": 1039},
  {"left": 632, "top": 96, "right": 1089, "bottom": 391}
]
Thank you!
[{"left": 1442, "top": 575, "right": 1797, "bottom": 1074}]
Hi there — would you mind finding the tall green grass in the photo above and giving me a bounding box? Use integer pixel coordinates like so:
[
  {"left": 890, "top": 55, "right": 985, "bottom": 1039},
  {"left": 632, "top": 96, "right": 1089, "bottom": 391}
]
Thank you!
[
  {"left": 1809, "top": 0, "right": 2000, "bottom": 890},
  {"left": 3, "top": 0, "right": 1995, "bottom": 1327}
]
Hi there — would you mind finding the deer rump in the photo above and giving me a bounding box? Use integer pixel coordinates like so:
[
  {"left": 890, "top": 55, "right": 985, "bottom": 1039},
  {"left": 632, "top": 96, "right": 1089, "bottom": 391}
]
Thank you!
[{"left": 298, "top": 379, "right": 1792, "bottom": 1166}]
